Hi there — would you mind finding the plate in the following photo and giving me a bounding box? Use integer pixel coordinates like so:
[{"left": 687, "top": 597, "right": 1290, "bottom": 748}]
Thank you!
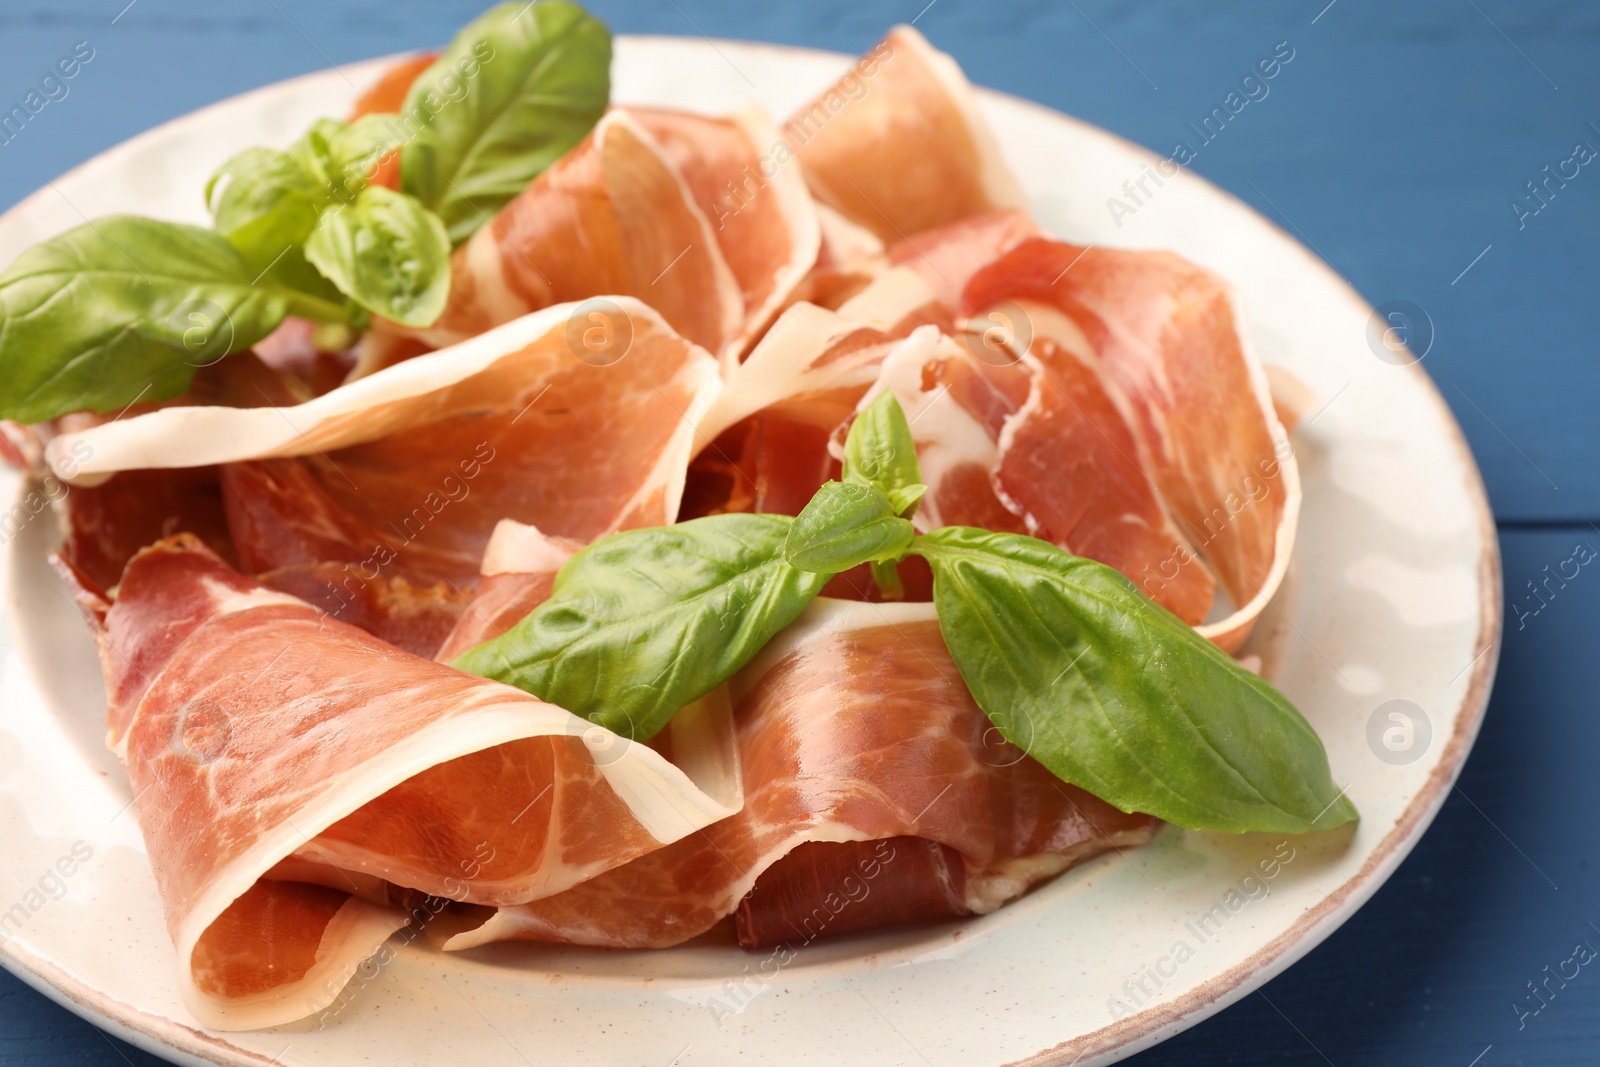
[{"left": 0, "top": 36, "right": 1500, "bottom": 1067}]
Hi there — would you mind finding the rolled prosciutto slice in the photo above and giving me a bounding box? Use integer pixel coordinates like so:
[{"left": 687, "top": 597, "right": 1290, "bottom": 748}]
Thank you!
[
  {"left": 78, "top": 535, "right": 739, "bottom": 1030},
  {"left": 441, "top": 599, "right": 1158, "bottom": 952},
  {"left": 46, "top": 300, "right": 721, "bottom": 591},
  {"left": 785, "top": 26, "right": 1027, "bottom": 243},
  {"left": 409, "top": 110, "right": 742, "bottom": 356},
  {"left": 964, "top": 238, "right": 1300, "bottom": 650}
]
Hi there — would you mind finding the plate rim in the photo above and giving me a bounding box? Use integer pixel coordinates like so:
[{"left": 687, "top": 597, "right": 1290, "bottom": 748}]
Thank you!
[{"left": 0, "top": 36, "right": 1503, "bottom": 1067}]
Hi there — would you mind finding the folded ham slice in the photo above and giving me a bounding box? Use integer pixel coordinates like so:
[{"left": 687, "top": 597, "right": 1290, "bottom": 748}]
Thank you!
[
  {"left": 78, "top": 534, "right": 739, "bottom": 1030},
  {"left": 440, "top": 599, "right": 1158, "bottom": 951},
  {"left": 964, "top": 238, "right": 1299, "bottom": 650},
  {"left": 785, "top": 26, "right": 1027, "bottom": 243},
  {"left": 409, "top": 110, "right": 742, "bottom": 357},
  {"left": 46, "top": 300, "right": 720, "bottom": 587}
]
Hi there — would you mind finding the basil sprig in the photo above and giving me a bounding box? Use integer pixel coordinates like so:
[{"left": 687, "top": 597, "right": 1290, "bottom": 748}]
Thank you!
[
  {"left": 786, "top": 391, "right": 927, "bottom": 596},
  {"left": 0, "top": 1, "right": 613, "bottom": 424},
  {"left": 453, "top": 515, "right": 826, "bottom": 741},
  {"left": 458, "top": 393, "right": 1356, "bottom": 836},
  {"left": 400, "top": 1, "right": 612, "bottom": 244},
  {"left": 207, "top": 116, "right": 449, "bottom": 327}
]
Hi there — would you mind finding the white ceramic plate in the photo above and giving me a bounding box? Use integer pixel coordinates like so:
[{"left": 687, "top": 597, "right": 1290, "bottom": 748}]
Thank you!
[{"left": 0, "top": 37, "right": 1499, "bottom": 1067}]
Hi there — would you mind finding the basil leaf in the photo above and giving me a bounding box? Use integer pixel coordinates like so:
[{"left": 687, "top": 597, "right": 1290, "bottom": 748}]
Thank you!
[
  {"left": 786, "top": 481, "right": 915, "bottom": 573},
  {"left": 453, "top": 514, "right": 827, "bottom": 741},
  {"left": 292, "top": 116, "right": 398, "bottom": 200},
  {"left": 304, "top": 185, "right": 451, "bottom": 328},
  {"left": 914, "top": 526, "right": 1357, "bottom": 834},
  {"left": 206, "top": 146, "right": 326, "bottom": 270},
  {"left": 327, "top": 115, "right": 403, "bottom": 194},
  {"left": 400, "top": 0, "right": 612, "bottom": 244},
  {"left": 887, "top": 483, "right": 927, "bottom": 517},
  {"left": 0, "top": 216, "right": 345, "bottom": 423},
  {"left": 844, "top": 390, "right": 924, "bottom": 513}
]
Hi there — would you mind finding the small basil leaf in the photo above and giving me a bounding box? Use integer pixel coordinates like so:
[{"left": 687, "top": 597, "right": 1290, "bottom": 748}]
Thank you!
[
  {"left": 785, "top": 480, "right": 915, "bottom": 573},
  {"left": 327, "top": 115, "right": 403, "bottom": 199},
  {"left": 303, "top": 185, "right": 451, "bottom": 328},
  {"left": 844, "top": 390, "right": 924, "bottom": 510},
  {"left": 287, "top": 118, "right": 348, "bottom": 190},
  {"left": 0, "top": 216, "right": 346, "bottom": 422},
  {"left": 400, "top": 0, "right": 612, "bottom": 244},
  {"left": 206, "top": 145, "right": 327, "bottom": 271},
  {"left": 914, "top": 526, "right": 1357, "bottom": 834},
  {"left": 887, "top": 483, "right": 927, "bottom": 518},
  {"left": 453, "top": 514, "right": 827, "bottom": 741}
]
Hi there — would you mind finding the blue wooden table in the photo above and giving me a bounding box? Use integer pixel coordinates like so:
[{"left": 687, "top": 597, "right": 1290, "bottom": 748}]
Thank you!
[{"left": 1, "top": 1, "right": 1594, "bottom": 1063}]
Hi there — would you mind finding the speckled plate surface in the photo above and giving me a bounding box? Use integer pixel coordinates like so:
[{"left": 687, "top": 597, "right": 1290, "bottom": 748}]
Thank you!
[{"left": 0, "top": 37, "right": 1499, "bottom": 1067}]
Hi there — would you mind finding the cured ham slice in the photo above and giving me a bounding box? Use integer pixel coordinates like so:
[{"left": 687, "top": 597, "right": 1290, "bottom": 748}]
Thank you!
[
  {"left": 964, "top": 239, "right": 1299, "bottom": 649},
  {"left": 629, "top": 106, "right": 820, "bottom": 365},
  {"left": 410, "top": 111, "right": 743, "bottom": 358},
  {"left": 251, "top": 317, "right": 359, "bottom": 396},
  {"left": 785, "top": 26, "right": 1027, "bottom": 243},
  {"left": 79, "top": 534, "right": 739, "bottom": 1029},
  {"left": 46, "top": 354, "right": 311, "bottom": 592},
  {"left": 433, "top": 519, "right": 580, "bottom": 663},
  {"left": 441, "top": 600, "right": 1157, "bottom": 951},
  {"left": 45, "top": 300, "right": 722, "bottom": 593}
]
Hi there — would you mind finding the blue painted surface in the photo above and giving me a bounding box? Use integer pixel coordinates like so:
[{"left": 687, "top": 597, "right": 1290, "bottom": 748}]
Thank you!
[{"left": 0, "top": 1, "right": 1594, "bottom": 1063}]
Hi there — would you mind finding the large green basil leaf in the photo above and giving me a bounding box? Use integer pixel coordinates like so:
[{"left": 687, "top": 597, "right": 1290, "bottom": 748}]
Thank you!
[
  {"left": 303, "top": 185, "right": 451, "bottom": 328},
  {"left": 914, "top": 526, "right": 1358, "bottom": 834},
  {"left": 453, "top": 514, "right": 827, "bottom": 741},
  {"left": 0, "top": 217, "right": 346, "bottom": 423},
  {"left": 400, "top": 0, "right": 611, "bottom": 243},
  {"left": 786, "top": 481, "right": 915, "bottom": 573},
  {"left": 843, "top": 389, "right": 925, "bottom": 513}
]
